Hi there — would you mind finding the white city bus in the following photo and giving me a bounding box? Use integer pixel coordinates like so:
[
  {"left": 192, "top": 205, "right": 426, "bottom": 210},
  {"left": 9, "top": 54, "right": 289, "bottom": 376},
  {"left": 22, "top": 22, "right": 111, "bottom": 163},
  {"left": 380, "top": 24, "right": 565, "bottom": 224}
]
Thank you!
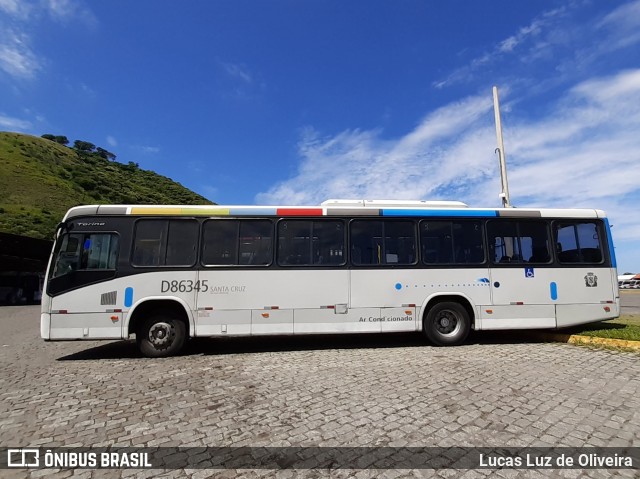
[{"left": 41, "top": 199, "right": 620, "bottom": 357}]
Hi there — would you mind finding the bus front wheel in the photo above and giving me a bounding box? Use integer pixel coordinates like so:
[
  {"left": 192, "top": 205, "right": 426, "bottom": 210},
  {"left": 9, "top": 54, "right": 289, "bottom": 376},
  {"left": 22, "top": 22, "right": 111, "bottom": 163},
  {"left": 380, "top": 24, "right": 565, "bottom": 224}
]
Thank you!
[
  {"left": 424, "top": 301, "right": 470, "bottom": 346},
  {"left": 137, "top": 314, "right": 186, "bottom": 358}
]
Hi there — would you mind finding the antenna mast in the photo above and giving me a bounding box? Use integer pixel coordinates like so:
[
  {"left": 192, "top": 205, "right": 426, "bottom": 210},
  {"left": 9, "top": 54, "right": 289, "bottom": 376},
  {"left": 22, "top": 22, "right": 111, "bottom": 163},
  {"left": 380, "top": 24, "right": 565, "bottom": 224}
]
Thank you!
[{"left": 493, "top": 86, "right": 511, "bottom": 207}]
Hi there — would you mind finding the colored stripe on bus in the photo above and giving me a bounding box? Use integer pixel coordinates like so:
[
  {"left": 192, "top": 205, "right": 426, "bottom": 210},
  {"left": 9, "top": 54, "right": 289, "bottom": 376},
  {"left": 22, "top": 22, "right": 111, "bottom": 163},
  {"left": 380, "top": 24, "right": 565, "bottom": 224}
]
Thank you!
[
  {"left": 326, "top": 208, "right": 381, "bottom": 216},
  {"left": 129, "top": 207, "right": 232, "bottom": 216},
  {"left": 381, "top": 209, "right": 498, "bottom": 217},
  {"left": 229, "top": 207, "right": 277, "bottom": 216},
  {"left": 550, "top": 282, "right": 558, "bottom": 301},
  {"left": 276, "top": 208, "right": 323, "bottom": 216},
  {"left": 604, "top": 218, "right": 617, "bottom": 268}
]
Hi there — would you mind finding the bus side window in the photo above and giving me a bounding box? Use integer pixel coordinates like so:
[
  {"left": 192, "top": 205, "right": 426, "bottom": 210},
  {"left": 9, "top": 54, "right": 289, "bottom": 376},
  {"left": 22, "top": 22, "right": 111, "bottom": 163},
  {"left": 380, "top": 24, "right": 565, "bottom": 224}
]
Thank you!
[
  {"left": 132, "top": 220, "right": 166, "bottom": 266},
  {"left": 351, "top": 220, "right": 415, "bottom": 266},
  {"left": 488, "top": 220, "right": 550, "bottom": 265},
  {"left": 133, "top": 219, "right": 198, "bottom": 267},
  {"left": 555, "top": 222, "right": 604, "bottom": 264},
  {"left": 52, "top": 235, "right": 81, "bottom": 277},
  {"left": 421, "top": 221, "right": 484, "bottom": 265},
  {"left": 278, "top": 220, "right": 344, "bottom": 267}
]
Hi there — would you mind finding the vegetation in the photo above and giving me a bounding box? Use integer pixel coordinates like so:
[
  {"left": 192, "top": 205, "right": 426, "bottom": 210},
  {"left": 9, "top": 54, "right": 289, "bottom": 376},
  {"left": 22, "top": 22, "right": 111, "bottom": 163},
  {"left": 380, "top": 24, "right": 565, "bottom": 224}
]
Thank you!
[
  {"left": 0, "top": 131, "right": 213, "bottom": 240},
  {"left": 565, "top": 315, "right": 640, "bottom": 342}
]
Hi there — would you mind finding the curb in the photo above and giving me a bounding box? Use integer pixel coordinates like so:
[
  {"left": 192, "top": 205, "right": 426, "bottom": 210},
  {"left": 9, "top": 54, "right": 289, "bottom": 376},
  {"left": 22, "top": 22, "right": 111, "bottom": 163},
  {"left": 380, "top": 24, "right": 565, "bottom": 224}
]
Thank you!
[{"left": 535, "top": 332, "right": 640, "bottom": 351}]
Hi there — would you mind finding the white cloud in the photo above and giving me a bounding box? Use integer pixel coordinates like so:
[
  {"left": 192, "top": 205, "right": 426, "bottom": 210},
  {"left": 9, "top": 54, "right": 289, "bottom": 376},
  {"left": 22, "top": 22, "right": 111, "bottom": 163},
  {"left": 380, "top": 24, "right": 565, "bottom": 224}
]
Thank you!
[
  {"left": 137, "top": 145, "right": 160, "bottom": 154},
  {"left": 106, "top": 135, "right": 117, "bottom": 147},
  {"left": 434, "top": 7, "right": 568, "bottom": 89},
  {"left": 44, "top": 0, "right": 97, "bottom": 27},
  {"left": 0, "top": 113, "right": 32, "bottom": 130},
  {"left": 0, "top": 0, "right": 31, "bottom": 18},
  {"left": 597, "top": 0, "right": 640, "bottom": 50},
  {"left": 0, "top": 31, "right": 41, "bottom": 79},
  {"left": 433, "top": 1, "right": 640, "bottom": 92},
  {"left": 0, "top": 0, "right": 96, "bottom": 82},
  {"left": 257, "top": 69, "right": 640, "bottom": 263},
  {"left": 256, "top": 94, "right": 496, "bottom": 206},
  {"left": 222, "top": 62, "right": 253, "bottom": 85}
]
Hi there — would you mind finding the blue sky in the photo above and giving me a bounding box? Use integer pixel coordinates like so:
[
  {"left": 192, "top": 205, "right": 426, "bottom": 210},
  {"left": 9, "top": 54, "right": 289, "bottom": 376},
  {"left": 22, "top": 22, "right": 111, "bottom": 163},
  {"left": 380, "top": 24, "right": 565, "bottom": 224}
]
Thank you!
[{"left": 1, "top": 0, "right": 640, "bottom": 272}]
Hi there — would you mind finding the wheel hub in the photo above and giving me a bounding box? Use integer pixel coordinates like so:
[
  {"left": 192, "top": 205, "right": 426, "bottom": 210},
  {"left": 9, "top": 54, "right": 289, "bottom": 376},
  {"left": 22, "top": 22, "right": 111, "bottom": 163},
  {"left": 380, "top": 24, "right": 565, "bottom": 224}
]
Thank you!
[
  {"left": 436, "top": 311, "right": 459, "bottom": 335},
  {"left": 148, "top": 322, "right": 175, "bottom": 348}
]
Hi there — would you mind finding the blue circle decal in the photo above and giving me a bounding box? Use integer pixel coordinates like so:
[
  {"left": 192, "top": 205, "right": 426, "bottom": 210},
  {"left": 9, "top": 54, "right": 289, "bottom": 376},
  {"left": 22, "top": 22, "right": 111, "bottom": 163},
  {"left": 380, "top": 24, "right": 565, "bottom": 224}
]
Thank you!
[{"left": 395, "top": 283, "right": 402, "bottom": 290}]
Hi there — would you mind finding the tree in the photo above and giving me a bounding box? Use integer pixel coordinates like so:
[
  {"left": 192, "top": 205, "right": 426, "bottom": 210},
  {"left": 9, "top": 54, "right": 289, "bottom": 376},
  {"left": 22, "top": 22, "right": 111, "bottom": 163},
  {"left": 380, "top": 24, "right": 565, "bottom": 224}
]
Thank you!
[
  {"left": 96, "top": 147, "right": 117, "bottom": 161},
  {"left": 41, "top": 134, "right": 69, "bottom": 145},
  {"left": 73, "top": 140, "right": 96, "bottom": 153}
]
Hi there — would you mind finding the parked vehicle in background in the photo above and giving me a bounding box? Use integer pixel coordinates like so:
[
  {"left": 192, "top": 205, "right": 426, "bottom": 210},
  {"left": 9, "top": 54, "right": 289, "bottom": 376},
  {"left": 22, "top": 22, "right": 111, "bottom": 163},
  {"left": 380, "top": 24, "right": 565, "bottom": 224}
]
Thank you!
[{"left": 0, "top": 272, "right": 43, "bottom": 305}]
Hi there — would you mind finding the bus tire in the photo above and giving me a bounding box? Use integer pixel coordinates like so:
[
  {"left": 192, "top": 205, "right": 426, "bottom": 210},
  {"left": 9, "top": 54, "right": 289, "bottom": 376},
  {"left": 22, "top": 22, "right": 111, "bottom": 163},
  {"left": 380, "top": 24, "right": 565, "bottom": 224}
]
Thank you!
[
  {"left": 423, "top": 301, "right": 470, "bottom": 346},
  {"left": 137, "top": 314, "right": 186, "bottom": 358}
]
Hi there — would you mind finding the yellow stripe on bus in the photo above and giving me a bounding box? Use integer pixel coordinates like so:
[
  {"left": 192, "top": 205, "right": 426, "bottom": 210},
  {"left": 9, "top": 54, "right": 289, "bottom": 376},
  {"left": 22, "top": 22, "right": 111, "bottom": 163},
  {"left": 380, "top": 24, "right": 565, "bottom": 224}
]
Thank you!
[{"left": 129, "top": 207, "right": 230, "bottom": 216}]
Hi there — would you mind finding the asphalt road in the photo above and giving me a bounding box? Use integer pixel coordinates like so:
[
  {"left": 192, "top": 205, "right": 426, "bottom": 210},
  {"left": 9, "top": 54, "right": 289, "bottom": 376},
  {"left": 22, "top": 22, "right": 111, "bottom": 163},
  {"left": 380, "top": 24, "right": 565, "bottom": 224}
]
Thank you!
[
  {"left": 0, "top": 303, "right": 638, "bottom": 478},
  {"left": 620, "top": 289, "right": 640, "bottom": 315}
]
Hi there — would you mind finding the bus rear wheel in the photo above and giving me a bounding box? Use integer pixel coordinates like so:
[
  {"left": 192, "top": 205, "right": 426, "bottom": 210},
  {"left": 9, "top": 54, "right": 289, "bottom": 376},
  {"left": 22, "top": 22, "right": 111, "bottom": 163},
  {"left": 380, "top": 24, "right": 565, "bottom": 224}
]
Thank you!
[
  {"left": 137, "top": 314, "right": 186, "bottom": 358},
  {"left": 424, "top": 301, "right": 470, "bottom": 346}
]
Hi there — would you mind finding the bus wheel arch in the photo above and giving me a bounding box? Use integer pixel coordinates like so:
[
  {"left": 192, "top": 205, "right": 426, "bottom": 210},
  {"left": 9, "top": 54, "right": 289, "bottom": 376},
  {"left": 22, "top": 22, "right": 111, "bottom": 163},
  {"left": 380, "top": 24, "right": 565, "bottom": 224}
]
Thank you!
[
  {"left": 127, "top": 299, "right": 191, "bottom": 357},
  {"left": 422, "top": 295, "right": 474, "bottom": 346}
]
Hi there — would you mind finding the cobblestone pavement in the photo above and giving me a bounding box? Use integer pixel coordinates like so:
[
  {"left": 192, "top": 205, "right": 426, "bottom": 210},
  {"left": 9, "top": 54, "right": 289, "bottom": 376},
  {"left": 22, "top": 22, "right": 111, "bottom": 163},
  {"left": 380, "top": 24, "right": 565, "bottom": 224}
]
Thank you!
[{"left": 0, "top": 306, "right": 639, "bottom": 479}]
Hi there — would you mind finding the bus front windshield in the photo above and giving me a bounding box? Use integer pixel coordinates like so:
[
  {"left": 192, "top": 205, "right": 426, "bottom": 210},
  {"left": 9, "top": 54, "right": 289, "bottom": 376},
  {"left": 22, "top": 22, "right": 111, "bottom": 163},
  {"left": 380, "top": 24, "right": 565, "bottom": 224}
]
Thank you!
[{"left": 51, "top": 233, "right": 119, "bottom": 278}]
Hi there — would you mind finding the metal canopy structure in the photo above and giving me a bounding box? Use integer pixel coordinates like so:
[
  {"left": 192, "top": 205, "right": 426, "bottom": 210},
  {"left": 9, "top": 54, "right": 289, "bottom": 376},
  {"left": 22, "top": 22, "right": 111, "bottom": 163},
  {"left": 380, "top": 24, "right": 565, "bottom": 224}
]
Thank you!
[{"left": 0, "top": 232, "right": 52, "bottom": 272}]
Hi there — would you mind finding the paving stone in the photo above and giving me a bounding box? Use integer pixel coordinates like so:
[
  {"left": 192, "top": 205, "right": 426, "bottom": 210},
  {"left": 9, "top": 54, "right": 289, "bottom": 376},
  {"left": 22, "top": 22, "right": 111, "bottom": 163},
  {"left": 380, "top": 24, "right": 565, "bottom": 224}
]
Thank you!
[{"left": 1, "top": 306, "right": 639, "bottom": 478}]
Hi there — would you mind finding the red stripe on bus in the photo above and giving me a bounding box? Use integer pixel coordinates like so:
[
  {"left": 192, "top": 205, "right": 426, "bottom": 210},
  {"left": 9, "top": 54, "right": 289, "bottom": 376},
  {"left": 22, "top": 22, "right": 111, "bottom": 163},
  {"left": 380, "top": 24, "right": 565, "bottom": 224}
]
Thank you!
[{"left": 276, "top": 208, "right": 323, "bottom": 216}]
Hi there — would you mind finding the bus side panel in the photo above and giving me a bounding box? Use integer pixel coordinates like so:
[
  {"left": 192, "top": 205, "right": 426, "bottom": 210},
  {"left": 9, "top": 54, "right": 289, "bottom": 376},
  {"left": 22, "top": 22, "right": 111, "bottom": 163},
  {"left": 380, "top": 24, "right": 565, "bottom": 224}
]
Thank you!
[
  {"left": 195, "top": 310, "right": 251, "bottom": 336},
  {"left": 50, "top": 312, "right": 123, "bottom": 339},
  {"left": 552, "top": 267, "right": 618, "bottom": 328},
  {"left": 293, "top": 308, "right": 381, "bottom": 333},
  {"left": 556, "top": 303, "right": 619, "bottom": 328},
  {"left": 122, "top": 271, "right": 198, "bottom": 333},
  {"left": 350, "top": 268, "right": 492, "bottom": 332},
  {"left": 49, "top": 272, "right": 198, "bottom": 340},
  {"left": 49, "top": 282, "right": 125, "bottom": 339},
  {"left": 195, "top": 270, "right": 352, "bottom": 335},
  {"left": 479, "top": 305, "right": 556, "bottom": 330},
  {"left": 486, "top": 267, "right": 558, "bottom": 329}
]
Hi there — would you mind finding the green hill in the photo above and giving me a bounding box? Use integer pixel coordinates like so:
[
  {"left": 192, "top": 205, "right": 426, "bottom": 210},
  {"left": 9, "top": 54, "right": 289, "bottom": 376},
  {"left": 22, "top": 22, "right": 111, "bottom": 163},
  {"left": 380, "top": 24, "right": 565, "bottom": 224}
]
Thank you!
[{"left": 0, "top": 132, "right": 214, "bottom": 239}]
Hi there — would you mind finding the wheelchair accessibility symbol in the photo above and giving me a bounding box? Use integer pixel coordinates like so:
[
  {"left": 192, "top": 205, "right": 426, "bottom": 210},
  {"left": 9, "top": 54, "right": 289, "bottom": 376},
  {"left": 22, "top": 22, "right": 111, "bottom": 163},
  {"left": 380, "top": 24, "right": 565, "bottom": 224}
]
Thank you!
[{"left": 525, "top": 267, "right": 535, "bottom": 278}]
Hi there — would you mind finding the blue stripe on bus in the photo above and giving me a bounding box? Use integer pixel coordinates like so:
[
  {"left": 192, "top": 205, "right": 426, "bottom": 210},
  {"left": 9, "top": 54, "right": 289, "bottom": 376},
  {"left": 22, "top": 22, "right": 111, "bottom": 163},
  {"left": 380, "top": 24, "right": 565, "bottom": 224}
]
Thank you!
[
  {"left": 550, "top": 282, "right": 558, "bottom": 301},
  {"left": 229, "top": 207, "right": 278, "bottom": 216},
  {"left": 604, "top": 218, "right": 617, "bottom": 268},
  {"left": 124, "top": 287, "right": 134, "bottom": 307},
  {"left": 381, "top": 209, "right": 498, "bottom": 217}
]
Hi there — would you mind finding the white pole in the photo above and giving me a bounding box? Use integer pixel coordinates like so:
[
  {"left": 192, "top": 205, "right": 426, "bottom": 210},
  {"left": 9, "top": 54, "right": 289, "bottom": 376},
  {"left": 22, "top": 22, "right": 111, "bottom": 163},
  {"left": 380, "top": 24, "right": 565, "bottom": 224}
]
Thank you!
[{"left": 493, "top": 86, "right": 511, "bottom": 208}]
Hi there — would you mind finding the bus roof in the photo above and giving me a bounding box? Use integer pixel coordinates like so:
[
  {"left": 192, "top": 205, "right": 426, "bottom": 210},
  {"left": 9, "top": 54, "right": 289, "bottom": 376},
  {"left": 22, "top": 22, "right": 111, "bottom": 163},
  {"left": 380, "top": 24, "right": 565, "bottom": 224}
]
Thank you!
[{"left": 62, "top": 200, "right": 608, "bottom": 221}]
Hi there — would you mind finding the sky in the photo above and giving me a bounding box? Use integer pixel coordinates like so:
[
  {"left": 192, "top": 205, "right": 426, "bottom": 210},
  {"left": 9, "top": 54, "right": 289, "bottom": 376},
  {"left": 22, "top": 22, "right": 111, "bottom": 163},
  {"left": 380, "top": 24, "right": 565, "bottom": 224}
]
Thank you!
[{"left": 1, "top": 0, "right": 640, "bottom": 272}]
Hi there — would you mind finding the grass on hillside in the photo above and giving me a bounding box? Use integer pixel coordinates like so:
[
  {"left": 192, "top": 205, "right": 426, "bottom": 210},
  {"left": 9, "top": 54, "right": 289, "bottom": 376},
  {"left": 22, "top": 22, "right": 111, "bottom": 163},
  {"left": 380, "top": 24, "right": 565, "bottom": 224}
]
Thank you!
[
  {"left": 561, "top": 315, "right": 640, "bottom": 342},
  {"left": 0, "top": 132, "right": 213, "bottom": 239}
]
